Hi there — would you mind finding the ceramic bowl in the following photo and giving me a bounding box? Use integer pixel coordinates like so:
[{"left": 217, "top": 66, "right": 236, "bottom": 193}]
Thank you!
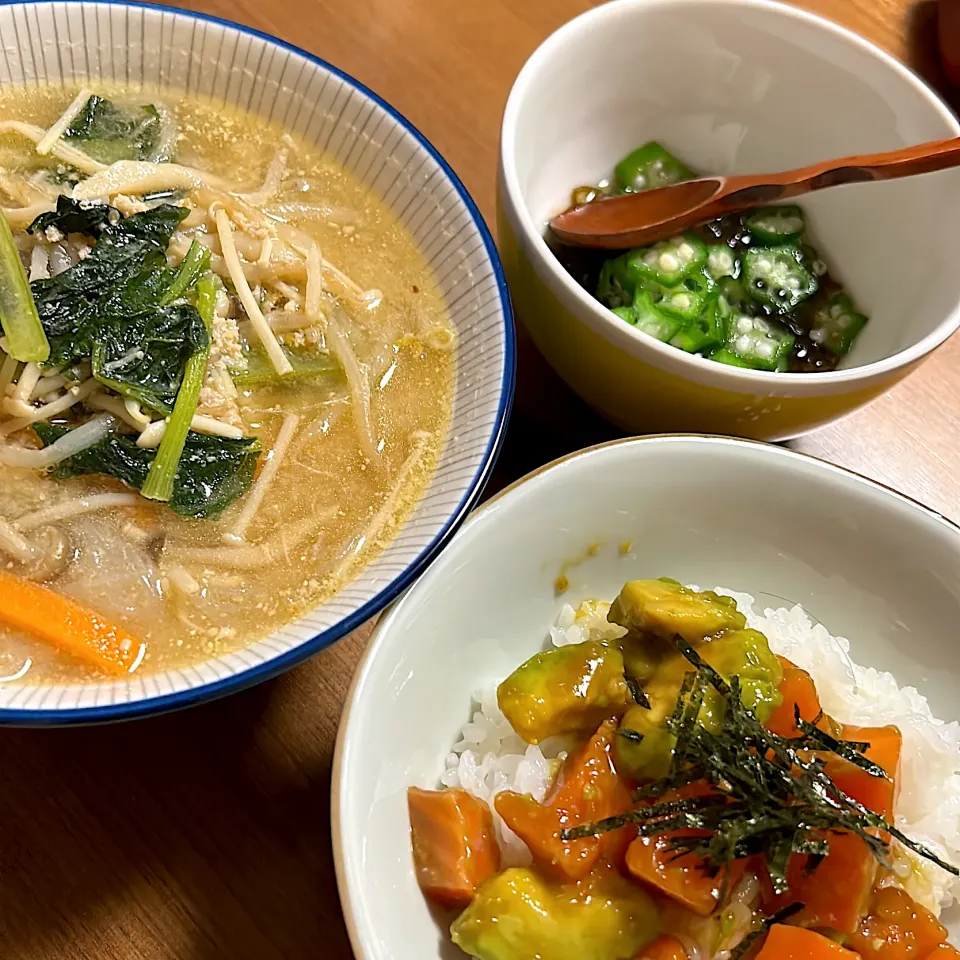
[
  {"left": 497, "top": 0, "right": 960, "bottom": 439},
  {"left": 334, "top": 435, "right": 960, "bottom": 958},
  {"left": 0, "top": 1, "right": 514, "bottom": 723}
]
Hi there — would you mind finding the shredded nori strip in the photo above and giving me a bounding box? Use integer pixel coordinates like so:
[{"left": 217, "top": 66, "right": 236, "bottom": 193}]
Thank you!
[
  {"left": 795, "top": 709, "right": 888, "bottom": 779},
  {"left": 561, "top": 633, "right": 959, "bottom": 892},
  {"left": 625, "top": 674, "right": 650, "bottom": 708},
  {"left": 617, "top": 727, "right": 644, "bottom": 744},
  {"left": 563, "top": 793, "right": 728, "bottom": 841}
]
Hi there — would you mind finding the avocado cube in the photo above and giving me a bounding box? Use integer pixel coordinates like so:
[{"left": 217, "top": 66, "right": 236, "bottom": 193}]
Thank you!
[{"left": 497, "top": 640, "right": 631, "bottom": 745}]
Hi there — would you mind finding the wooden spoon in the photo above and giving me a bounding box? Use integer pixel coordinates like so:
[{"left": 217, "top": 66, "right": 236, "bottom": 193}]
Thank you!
[{"left": 550, "top": 136, "right": 960, "bottom": 250}]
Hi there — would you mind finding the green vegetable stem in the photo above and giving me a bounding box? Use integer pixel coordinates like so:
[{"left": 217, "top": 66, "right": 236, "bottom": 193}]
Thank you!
[
  {"left": 0, "top": 212, "right": 49, "bottom": 363},
  {"left": 141, "top": 268, "right": 218, "bottom": 504}
]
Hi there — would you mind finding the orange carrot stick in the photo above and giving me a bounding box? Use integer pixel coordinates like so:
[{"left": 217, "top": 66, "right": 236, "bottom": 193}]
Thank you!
[{"left": 0, "top": 569, "right": 144, "bottom": 675}]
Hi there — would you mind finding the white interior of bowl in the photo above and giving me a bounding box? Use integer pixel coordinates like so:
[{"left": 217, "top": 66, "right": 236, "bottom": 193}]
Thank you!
[
  {"left": 0, "top": 2, "right": 510, "bottom": 718},
  {"left": 335, "top": 436, "right": 960, "bottom": 960},
  {"left": 504, "top": 0, "right": 960, "bottom": 378}
]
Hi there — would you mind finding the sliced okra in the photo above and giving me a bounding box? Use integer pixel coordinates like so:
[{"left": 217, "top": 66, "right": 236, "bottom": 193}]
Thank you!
[
  {"left": 743, "top": 245, "right": 817, "bottom": 313},
  {"left": 745, "top": 204, "right": 806, "bottom": 245},
  {"left": 614, "top": 141, "right": 696, "bottom": 194}
]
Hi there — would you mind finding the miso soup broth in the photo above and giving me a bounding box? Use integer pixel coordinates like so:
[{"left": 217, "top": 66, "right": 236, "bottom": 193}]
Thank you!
[{"left": 0, "top": 85, "right": 454, "bottom": 683}]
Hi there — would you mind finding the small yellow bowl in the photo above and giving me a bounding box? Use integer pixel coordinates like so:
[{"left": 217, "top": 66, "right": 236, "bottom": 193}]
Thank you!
[{"left": 497, "top": 0, "right": 960, "bottom": 440}]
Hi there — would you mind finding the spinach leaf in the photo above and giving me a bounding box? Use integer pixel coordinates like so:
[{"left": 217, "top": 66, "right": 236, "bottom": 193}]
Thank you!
[
  {"left": 104, "top": 252, "right": 175, "bottom": 314},
  {"left": 27, "top": 196, "right": 120, "bottom": 238},
  {"left": 170, "top": 433, "right": 261, "bottom": 519},
  {"left": 30, "top": 284, "right": 97, "bottom": 368},
  {"left": 92, "top": 303, "right": 208, "bottom": 414},
  {"left": 106, "top": 204, "right": 187, "bottom": 249},
  {"left": 34, "top": 424, "right": 261, "bottom": 520},
  {"left": 64, "top": 95, "right": 164, "bottom": 164},
  {"left": 35, "top": 422, "right": 152, "bottom": 490},
  {"left": 28, "top": 203, "right": 189, "bottom": 368}
]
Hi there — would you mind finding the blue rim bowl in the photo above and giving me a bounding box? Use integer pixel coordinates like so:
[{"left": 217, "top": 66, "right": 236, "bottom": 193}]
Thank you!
[{"left": 0, "top": 0, "right": 515, "bottom": 725}]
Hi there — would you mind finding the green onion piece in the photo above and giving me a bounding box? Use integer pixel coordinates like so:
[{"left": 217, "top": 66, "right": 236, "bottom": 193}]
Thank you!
[
  {"left": 141, "top": 272, "right": 218, "bottom": 502},
  {"left": 160, "top": 240, "right": 211, "bottom": 306},
  {"left": 0, "top": 212, "right": 49, "bottom": 362}
]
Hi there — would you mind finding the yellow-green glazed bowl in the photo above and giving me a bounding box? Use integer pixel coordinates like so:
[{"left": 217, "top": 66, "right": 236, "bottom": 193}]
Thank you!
[{"left": 498, "top": 0, "right": 960, "bottom": 440}]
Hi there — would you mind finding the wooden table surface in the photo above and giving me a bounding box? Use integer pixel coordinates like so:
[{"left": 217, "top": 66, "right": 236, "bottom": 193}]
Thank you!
[{"left": 1, "top": 0, "right": 958, "bottom": 957}]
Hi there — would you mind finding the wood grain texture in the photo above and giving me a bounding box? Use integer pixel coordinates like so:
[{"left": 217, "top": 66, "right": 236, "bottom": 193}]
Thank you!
[{"left": 1, "top": 1, "right": 957, "bottom": 959}]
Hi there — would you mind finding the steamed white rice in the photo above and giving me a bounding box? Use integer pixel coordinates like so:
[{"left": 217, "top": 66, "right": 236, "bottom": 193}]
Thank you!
[{"left": 440, "top": 587, "right": 960, "bottom": 914}]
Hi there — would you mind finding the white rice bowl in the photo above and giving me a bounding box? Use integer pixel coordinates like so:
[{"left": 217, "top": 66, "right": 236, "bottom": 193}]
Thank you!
[
  {"left": 440, "top": 587, "right": 960, "bottom": 916},
  {"left": 334, "top": 436, "right": 960, "bottom": 960}
]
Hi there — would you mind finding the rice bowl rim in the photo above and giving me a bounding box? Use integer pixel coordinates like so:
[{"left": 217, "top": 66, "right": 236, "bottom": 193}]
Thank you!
[
  {"left": 331, "top": 433, "right": 960, "bottom": 960},
  {"left": 476, "top": 434, "right": 960, "bottom": 527}
]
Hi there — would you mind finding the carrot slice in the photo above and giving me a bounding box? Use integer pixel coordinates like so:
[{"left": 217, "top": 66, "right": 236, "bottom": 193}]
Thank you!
[
  {"left": 494, "top": 718, "right": 634, "bottom": 880},
  {"left": 826, "top": 724, "right": 902, "bottom": 819},
  {"left": 755, "top": 924, "right": 860, "bottom": 958},
  {"left": 634, "top": 933, "right": 689, "bottom": 959},
  {"left": 0, "top": 569, "right": 144, "bottom": 675},
  {"left": 766, "top": 657, "right": 824, "bottom": 738},
  {"left": 847, "top": 886, "right": 948, "bottom": 959},
  {"left": 760, "top": 830, "right": 878, "bottom": 934},
  {"left": 408, "top": 787, "right": 500, "bottom": 909}
]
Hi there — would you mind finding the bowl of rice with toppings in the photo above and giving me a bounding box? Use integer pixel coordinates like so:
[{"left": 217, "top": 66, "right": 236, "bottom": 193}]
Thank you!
[{"left": 334, "top": 435, "right": 960, "bottom": 960}]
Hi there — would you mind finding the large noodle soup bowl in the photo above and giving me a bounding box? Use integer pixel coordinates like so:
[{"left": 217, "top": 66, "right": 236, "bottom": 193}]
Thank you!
[{"left": 0, "top": 2, "right": 513, "bottom": 723}]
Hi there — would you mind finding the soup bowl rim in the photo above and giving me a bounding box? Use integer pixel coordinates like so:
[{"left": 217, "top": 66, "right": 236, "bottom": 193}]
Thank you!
[{"left": 0, "top": 0, "right": 516, "bottom": 725}]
